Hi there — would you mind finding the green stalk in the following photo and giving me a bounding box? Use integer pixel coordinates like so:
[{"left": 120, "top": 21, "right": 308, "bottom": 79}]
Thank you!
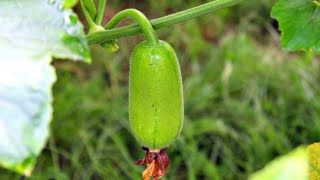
[
  {"left": 95, "top": 0, "right": 107, "bottom": 25},
  {"left": 83, "top": 0, "right": 97, "bottom": 19},
  {"left": 80, "top": 0, "right": 96, "bottom": 29},
  {"left": 80, "top": 0, "right": 104, "bottom": 33},
  {"left": 103, "top": 9, "right": 158, "bottom": 45},
  {"left": 86, "top": 0, "right": 247, "bottom": 45}
]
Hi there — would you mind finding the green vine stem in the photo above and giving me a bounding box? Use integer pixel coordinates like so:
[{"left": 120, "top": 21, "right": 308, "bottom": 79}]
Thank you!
[
  {"left": 95, "top": 0, "right": 107, "bottom": 25},
  {"left": 83, "top": 0, "right": 97, "bottom": 19},
  {"left": 80, "top": 0, "right": 104, "bottom": 33},
  {"left": 104, "top": 9, "right": 159, "bottom": 45},
  {"left": 86, "top": 0, "right": 247, "bottom": 45}
]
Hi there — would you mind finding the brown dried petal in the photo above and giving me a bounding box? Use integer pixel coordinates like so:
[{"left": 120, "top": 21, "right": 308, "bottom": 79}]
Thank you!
[
  {"left": 135, "top": 158, "right": 145, "bottom": 165},
  {"left": 136, "top": 147, "right": 170, "bottom": 180},
  {"left": 158, "top": 150, "right": 170, "bottom": 170},
  {"left": 153, "top": 150, "right": 169, "bottom": 179},
  {"left": 143, "top": 160, "right": 156, "bottom": 180}
]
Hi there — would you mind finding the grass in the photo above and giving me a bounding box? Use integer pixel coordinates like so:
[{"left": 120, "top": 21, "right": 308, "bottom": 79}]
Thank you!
[{"left": 1, "top": 1, "right": 319, "bottom": 179}]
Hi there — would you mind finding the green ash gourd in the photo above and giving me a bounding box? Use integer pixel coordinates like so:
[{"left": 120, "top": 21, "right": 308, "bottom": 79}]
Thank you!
[
  {"left": 104, "top": 9, "right": 183, "bottom": 179},
  {"left": 129, "top": 40, "right": 183, "bottom": 150}
]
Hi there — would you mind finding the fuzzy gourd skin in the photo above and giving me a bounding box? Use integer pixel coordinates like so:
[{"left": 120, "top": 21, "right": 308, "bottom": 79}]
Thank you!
[{"left": 129, "top": 40, "right": 183, "bottom": 150}]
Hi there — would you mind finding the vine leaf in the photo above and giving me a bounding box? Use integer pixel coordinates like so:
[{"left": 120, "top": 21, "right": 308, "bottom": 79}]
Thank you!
[
  {"left": 248, "top": 147, "right": 308, "bottom": 180},
  {"left": 0, "top": 0, "right": 90, "bottom": 175},
  {"left": 271, "top": 0, "right": 320, "bottom": 53},
  {"left": 307, "top": 143, "right": 320, "bottom": 179}
]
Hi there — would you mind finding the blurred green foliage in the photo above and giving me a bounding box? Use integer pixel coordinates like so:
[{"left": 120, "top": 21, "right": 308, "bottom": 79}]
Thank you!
[{"left": 1, "top": 0, "right": 319, "bottom": 179}]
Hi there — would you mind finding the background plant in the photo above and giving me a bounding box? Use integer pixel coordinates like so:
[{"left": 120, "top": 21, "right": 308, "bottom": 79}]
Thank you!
[{"left": 0, "top": 0, "right": 319, "bottom": 179}]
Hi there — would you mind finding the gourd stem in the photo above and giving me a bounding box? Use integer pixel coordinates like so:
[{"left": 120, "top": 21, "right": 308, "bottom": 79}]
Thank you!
[
  {"left": 104, "top": 9, "right": 159, "bottom": 45},
  {"left": 86, "top": 0, "right": 247, "bottom": 45}
]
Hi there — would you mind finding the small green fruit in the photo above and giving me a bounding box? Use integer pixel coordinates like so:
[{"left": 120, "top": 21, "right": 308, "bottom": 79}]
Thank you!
[{"left": 129, "top": 40, "right": 184, "bottom": 150}]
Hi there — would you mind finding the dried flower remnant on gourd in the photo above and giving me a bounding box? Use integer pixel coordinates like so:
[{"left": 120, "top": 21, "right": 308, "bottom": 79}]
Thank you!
[{"left": 136, "top": 147, "right": 169, "bottom": 180}]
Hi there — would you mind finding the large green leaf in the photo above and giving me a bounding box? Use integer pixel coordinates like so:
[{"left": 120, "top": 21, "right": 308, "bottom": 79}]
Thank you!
[
  {"left": 271, "top": 0, "right": 320, "bottom": 53},
  {"left": 0, "top": 0, "right": 90, "bottom": 175},
  {"left": 308, "top": 143, "right": 320, "bottom": 179},
  {"left": 249, "top": 147, "right": 308, "bottom": 180}
]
